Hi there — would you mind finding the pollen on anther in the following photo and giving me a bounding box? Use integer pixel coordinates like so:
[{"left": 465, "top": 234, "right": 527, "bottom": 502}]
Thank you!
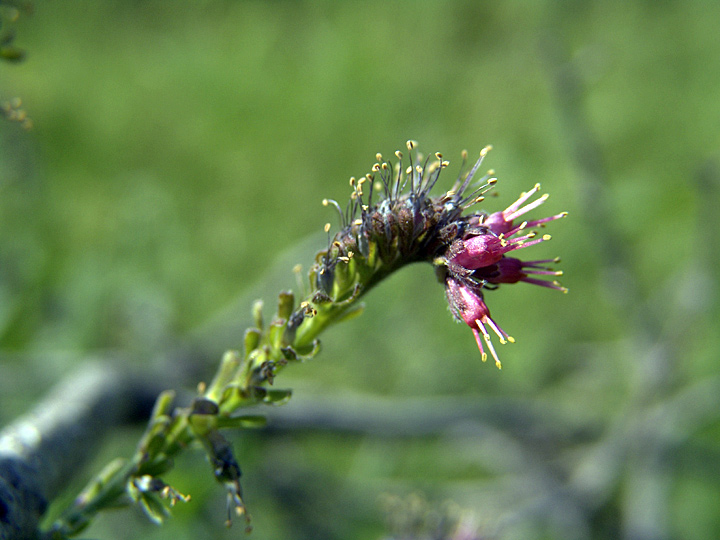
[
  {"left": 324, "top": 223, "right": 331, "bottom": 233},
  {"left": 406, "top": 140, "right": 417, "bottom": 150},
  {"left": 480, "top": 145, "right": 493, "bottom": 157},
  {"left": 435, "top": 152, "right": 443, "bottom": 160},
  {"left": 376, "top": 153, "right": 383, "bottom": 162},
  {"left": 542, "top": 234, "right": 552, "bottom": 241},
  {"left": 395, "top": 150, "right": 403, "bottom": 159}
]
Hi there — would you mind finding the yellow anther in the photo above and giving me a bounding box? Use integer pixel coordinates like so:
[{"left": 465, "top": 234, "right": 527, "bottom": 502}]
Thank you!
[
  {"left": 322, "top": 198, "right": 329, "bottom": 206},
  {"left": 324, "top": 223, "right": 331, "bottom": 233},
  {"left": 507, "top": 336, "right": 516, "bottom": 343},
  {"left": 435, "top": 152, "right": 443, "bottom": 160},
  {"left": 376, "top": 153, "right": 383, "bottom": 162},
  {"left": 395, "top": 150, "right": 403, "bottom": 159},
  {"left": 542, "top": 234, "right": 552, "bottom": 241},
  {"left": 349, "top": 176, "right": 356, "bottom": 187},
  {"left": 406, "top": 140, "right": 417, "bottom": 150},
  {"left": 480, "top": 145, "right": 493, "bottom": 157},
  {"left": 441, "top": 160, "right": 450, "bottom": 168},
  {"left": 372, "top": 163, "right": 381, "bottom": 172},
  {"left": 461, "top": 149, "right": 468, "bottom": 160}
]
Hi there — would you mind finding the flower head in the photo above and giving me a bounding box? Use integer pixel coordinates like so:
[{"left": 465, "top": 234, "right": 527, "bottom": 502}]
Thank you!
[{"left": 306, "top": 142, "right": 566, "bottom": 368}]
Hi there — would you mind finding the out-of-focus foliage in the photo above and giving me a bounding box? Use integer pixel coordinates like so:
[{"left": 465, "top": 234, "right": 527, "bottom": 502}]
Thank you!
[{"left": 1, "top": 1, "right": 719, "bottom": 539}]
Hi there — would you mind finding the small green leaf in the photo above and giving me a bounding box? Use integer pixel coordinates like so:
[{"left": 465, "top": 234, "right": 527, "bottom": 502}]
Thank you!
[
  {"left": 295, "top": 339, "right": 321, "bottom": 358},
  {"left": 151, "top": 390, "right": 176, "bottom": 417},
  {"left": 252, "top": 300, "right": 264, "bottom": 329},
  {"left": 263, "top": 388, "right": 292, "bottom": 405},
  {"left": 277, "top": 290, "right": 294, "bottom": 320},
  {"left": 138, "top": 492, "right": 169, "bottom": 524},
  {"left": 244, "top": 328, "right": 261, "bottom": 354},
  {"left": 216, "top": 415, "right": 267, "bottom": 429},
  {"left": 268, "top": 318, "right": 286, "bottom": 349}
]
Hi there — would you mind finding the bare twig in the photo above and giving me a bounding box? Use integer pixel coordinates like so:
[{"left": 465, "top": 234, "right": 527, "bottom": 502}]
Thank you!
[{"left": 0, "top": 354, "right": 198, "bottom": 540}]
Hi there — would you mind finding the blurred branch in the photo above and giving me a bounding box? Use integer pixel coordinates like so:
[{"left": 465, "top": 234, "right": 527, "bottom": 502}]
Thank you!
[
  {"left": 0, "top": 350, "right": 202, "bottom": 540},
  {"left": 261, "top": 392, "right": 595, "bottom": 444}
]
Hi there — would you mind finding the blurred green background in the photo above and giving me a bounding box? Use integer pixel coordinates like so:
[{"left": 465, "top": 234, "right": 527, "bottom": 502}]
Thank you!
[{"left": 2, "top": 1, "right": 719, "bottom": 539}]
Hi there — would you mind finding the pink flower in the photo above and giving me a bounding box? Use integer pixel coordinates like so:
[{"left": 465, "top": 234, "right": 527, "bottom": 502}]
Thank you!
[
  {"left": 481, "top": 183, "right": 567, "bottom": 236},
  {"left": 445, "top": 276, "right": 514, "bottom": 369},
  {"left": 449, "top": 231, "right": 552, "bottom": 271},
  {"left": 475, "top": 257, "right": 568, "bottom": 292}
]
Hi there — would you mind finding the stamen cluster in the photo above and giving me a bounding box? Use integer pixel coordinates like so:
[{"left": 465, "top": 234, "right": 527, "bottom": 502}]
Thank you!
[{"left": 311, "top": 141, "right": 567, "bottom": 368}]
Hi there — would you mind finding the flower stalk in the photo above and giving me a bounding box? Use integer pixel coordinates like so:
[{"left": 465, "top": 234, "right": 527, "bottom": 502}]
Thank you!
[{"left": 49, "top": 141, "right": 566, "bottom": 537}]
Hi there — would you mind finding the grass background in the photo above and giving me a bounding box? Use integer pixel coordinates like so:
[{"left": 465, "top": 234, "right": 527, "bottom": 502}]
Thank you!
[{"left": 1, "top": 1, "right": 719, "bottom": 539}]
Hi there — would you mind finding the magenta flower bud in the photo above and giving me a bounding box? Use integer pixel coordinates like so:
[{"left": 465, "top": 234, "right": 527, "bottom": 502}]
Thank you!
[
  {"left": 449, "top": 231, "right": 552, "bottom": 272},
  {"left": 449, "top": 233, "right": 507, "bottom": 269},
  {"left": 445, "top": 276, "right": 514, "bottom": 369}
]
